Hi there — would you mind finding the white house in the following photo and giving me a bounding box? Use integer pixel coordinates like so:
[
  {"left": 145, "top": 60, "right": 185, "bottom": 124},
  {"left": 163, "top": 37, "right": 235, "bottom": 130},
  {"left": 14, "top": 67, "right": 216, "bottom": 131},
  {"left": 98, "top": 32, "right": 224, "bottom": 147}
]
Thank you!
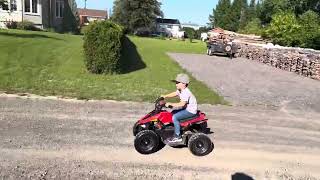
[
  {"left": 0, "top": 0, "right": 75, "bottom": 31},
  {"left": 155, "top": 18, "right": 184, "bottom": 38}
]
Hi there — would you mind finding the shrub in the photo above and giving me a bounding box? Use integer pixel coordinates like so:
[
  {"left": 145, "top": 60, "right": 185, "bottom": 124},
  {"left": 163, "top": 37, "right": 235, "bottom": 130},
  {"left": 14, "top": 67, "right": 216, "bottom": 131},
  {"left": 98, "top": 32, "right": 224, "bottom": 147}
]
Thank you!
[
  {"left": 83, "top": 20, "right": 124, "bottom": 74},
  {"left": 17, "top": 21, "right": 40, "bottom": 31},
  {"left": 298, "top": 10, "right": 320, "bottom": 49},
  {"left": 264, "top": 11, "right": 302, "bottom": 47},
  {"left": 80, "top": 26, "right": 89, "bottom": 35},
  {"left": 5, "top": 21, "right": 18, "bottom": 29}
]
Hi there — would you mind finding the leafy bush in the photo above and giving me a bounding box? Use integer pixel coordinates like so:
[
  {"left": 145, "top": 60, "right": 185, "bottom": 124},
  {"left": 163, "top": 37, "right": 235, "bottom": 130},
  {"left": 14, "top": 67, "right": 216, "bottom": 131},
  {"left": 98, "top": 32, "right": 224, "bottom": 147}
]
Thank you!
[
  {"left": 298, "top": 10, "right": 320, "bottom": 49},
  {"left": 17, "top": 21, "right": 40, "bottom": 31},
  {"left": 5, "top": 21, "right": 18, "bottom": 29},
  {"left": 264, "top": 11, "right": 302, "bottom": 46},
  {"left": 183, "top": 27, "right": 197, "bottom": 39},
  {"left": 80, "top": 25, "right": 89, "bottom": 35},
  {"left": 83, "top": 21, "right": 124, "bottom": 74}
]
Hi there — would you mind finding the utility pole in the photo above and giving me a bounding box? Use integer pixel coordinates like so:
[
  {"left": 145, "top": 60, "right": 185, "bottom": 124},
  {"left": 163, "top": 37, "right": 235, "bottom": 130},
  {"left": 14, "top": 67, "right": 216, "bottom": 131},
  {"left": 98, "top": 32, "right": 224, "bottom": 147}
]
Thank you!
[{"left": 84, "top": 0, "right": 87, "bottom": 9}]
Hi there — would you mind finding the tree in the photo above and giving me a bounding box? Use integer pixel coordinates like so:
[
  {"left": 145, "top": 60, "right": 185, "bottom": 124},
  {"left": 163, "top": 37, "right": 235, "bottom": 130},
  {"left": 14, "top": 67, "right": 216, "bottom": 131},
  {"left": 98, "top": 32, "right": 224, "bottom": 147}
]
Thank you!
[
  {"left": 255, "top": 0, "right": 262, "bottom": 20},
  {"left": 287, "top": 0, "right": 320, "bottom": 16},
  {"left": 62, "top": 0, "right": 80, "bottom": 33},
  {"left": 247, "top": 0, "right": 256, "bottom": 22},
  {"left": 298, "top": 10, "right": 320, "bottom": 49},
  {"left": 229, "top": 0, "right": 248, "bottom": 31},
  {"left": 182, "top": 27, "right": 196, "bottom": 39},
  {"left": 259, "top": 0, "right": 288, "bottom": 25},
  {"left": 239, "top": 18, "right": 262, "bottom": 35},
  {"left": 111, "top": 0, "right": 163, "bottom": 33},
  {"left": 264, "top": 11, "right": 302, "bottom": 47},
  {"left": 208, "top": 0, "right": 232, "bottom": 30}
]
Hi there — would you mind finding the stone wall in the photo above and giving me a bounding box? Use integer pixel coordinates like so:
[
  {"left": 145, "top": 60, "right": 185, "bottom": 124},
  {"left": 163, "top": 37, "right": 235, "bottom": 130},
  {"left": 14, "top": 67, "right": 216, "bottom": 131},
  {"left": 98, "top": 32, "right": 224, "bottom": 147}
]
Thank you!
[{"left": 237, "top": 43, "right": 320, "bottom": 81}]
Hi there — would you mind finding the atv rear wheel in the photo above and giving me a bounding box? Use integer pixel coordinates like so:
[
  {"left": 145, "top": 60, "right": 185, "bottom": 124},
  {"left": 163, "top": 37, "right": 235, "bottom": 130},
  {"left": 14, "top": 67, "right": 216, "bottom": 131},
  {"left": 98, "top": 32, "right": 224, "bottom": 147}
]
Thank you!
[
  {"left": 134, "top": 130, "right": 160, "bottom": 154},
  {"left": 188, "top": 133, "right": 213, "bottom": 156}
]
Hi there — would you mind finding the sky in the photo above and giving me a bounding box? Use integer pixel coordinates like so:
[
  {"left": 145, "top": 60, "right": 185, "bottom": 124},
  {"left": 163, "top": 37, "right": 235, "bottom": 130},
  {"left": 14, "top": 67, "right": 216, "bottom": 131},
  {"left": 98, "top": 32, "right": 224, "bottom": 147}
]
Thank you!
[{"left": 75, "top": 0, "right": 219, "bottom": 26}]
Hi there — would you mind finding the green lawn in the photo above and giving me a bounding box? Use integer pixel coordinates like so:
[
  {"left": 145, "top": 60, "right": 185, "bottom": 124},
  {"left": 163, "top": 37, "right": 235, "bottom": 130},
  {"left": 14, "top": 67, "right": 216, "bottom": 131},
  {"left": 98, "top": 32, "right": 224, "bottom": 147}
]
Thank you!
[{"left": 0, "top": 29, "right": 226, "bottom": 104}]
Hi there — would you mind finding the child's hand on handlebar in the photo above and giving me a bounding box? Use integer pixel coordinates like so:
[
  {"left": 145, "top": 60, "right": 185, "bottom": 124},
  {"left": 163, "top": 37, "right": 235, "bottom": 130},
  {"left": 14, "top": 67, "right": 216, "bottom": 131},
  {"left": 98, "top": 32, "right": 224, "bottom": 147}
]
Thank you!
[{"left": 165, "top": 103, "right": 173, "bottom": 108}]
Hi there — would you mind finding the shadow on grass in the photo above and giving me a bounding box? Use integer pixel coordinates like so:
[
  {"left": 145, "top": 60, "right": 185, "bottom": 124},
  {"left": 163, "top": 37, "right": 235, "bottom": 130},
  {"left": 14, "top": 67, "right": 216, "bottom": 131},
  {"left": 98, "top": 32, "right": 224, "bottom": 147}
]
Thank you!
[
  {"left": 120, "top": 36, "right": 146, "bottom": 74},
  {"left": 0, "top": 31, "right": 62, "bottom": 40}
]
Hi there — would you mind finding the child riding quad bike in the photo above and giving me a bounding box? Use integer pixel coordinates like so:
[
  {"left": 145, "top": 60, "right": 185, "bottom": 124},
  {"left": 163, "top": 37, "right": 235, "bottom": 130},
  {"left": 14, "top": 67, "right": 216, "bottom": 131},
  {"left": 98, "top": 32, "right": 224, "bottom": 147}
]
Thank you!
[{"left": 132, "top": 97, "right": 213, "bottom": 156}]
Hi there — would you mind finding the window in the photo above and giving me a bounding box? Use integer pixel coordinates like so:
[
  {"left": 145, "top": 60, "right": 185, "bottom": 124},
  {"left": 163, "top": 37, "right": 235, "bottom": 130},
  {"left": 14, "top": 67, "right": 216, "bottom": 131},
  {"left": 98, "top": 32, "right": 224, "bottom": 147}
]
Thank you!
[
  {"left": 24, "top": 0, "right": 38, "bottom": 13},
  {"left": 10, "top": 0, "right": 17, "bottom": 11},
  {"left": 25, "top": 0, "right": 30, "bottom": 12},
  {"left": 32, "top": 0, "right": 37, "bottom": 13},
  {"left": 55, "top": 0, "right": 64, "bottom": 18},
  {"left": 167, "top": 25, "right": 173, "bottom": 28}
]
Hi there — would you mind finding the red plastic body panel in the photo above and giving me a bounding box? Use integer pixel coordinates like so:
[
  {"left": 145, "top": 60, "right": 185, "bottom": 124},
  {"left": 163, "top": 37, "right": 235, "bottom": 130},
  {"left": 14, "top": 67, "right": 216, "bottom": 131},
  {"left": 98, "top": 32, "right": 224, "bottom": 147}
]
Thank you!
[{"left": 138, "top": 110, "right": 207, "bottom": 127}]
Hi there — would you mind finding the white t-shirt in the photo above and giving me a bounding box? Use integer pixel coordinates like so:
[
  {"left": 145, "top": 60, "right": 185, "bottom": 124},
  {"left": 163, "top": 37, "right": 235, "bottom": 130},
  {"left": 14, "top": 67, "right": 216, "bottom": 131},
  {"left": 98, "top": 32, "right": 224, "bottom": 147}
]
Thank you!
[{"left": 176, "top": 88, "right": 198, "bottom": 114}]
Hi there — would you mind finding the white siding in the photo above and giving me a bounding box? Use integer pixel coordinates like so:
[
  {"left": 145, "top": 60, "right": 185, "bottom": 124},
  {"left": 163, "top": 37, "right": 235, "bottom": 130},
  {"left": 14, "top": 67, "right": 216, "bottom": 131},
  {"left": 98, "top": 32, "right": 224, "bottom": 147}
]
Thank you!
[{"left": 0, "top": 0, "right": 42, "bottom": 28}]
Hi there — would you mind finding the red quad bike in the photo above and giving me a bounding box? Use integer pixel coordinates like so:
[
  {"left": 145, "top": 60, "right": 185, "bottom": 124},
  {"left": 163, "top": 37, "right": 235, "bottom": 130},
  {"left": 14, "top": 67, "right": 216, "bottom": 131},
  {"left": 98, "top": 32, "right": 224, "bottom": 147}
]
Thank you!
[{"left": 133, "top": 97, "right": 213, "bottom": 156}]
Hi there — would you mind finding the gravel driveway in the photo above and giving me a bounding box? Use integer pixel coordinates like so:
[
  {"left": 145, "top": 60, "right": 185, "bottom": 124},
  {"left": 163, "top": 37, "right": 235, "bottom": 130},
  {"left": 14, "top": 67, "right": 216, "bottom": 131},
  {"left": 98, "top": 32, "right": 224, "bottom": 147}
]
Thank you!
[
  {"left": 1, "top": 95, "right": 320, "bottom": 179},
  {"left": 168, "top": 53, "right": 320, "bottom": 112}
]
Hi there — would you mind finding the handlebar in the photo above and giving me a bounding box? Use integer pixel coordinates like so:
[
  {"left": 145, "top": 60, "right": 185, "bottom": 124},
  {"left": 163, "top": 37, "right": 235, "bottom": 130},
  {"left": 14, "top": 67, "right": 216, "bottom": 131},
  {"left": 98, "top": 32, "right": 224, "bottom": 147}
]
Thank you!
[{"left": 155, "top": 97, "right": 173, "bottom": 110}]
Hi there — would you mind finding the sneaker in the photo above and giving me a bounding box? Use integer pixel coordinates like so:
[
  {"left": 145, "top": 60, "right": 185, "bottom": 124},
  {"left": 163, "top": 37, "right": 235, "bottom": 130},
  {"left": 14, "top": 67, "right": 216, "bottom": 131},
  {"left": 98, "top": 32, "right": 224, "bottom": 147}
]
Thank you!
[{"left": 169, "top": 135, "right": 182, "bottom": 143}]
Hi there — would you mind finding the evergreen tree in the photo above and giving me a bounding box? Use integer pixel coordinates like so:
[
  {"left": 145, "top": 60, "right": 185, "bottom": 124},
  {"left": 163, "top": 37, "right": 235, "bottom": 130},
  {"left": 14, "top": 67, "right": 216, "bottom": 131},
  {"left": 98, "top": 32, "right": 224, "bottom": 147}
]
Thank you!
[
  {"left": 111, "top": 0, "right": 163, "bottom": 33},
  {"left": 255, "top": 0, "right": 262, "bottom": 19},
  {"left": 247, "top": 0, "right": 256, "bottom": 21},
  {"left": 230, "top": 0, "right": 248, "bottom": 31},
  {"left": 208, "top": 0, "right": 232, "bottom": 30},
  {"left": 287, "top": 0, "right": 320, "bottom": 16},
  {"left": 259, "top": 0, "right": 288, "bottom": 24},
  {"left": 62, "top": 0, "right": 80, "bottom": 33}
]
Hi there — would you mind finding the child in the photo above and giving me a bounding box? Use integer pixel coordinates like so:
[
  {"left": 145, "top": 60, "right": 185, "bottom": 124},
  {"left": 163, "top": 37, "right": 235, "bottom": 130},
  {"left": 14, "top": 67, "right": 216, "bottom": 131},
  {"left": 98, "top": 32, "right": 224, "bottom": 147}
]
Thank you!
[{"left": 161, "top": 73, "right": 198, "bottom": 143}]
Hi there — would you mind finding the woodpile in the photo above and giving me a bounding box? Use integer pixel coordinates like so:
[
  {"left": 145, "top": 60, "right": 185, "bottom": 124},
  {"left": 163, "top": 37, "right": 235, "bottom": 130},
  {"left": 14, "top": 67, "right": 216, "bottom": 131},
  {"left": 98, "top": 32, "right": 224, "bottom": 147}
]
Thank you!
[{"left": 237, "top": 43, "right": 320, "bottom": 81}]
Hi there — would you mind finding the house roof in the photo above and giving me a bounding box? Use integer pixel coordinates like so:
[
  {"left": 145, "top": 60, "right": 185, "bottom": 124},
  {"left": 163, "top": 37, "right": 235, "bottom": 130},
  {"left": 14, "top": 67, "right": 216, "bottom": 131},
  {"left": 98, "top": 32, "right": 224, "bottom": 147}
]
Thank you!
[
  {"left": 156, "top": 18, "right": 180, "bottom": 24},
  {"left": 78, "top": 8, "right": 108, "bottom": 18},
  {"left": 181, "top": 23, "right": 200, "bottom": 27}
]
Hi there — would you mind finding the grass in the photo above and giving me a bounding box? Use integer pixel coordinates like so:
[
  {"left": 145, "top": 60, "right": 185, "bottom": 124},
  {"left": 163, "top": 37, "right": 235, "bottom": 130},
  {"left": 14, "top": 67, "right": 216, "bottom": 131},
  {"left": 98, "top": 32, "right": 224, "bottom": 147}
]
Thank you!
[{"left": 0, "top": 29, "right": 226, "bottom": 104}]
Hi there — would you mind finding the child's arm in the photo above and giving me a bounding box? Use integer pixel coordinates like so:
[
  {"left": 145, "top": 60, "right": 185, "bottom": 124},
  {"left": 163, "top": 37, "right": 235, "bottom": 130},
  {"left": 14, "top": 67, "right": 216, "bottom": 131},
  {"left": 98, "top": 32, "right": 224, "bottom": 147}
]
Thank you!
[
  {"left": 161, "top": 91, "right": 178, "bottom": 98},
  {"left": 166, "top": 101, "right": 186, "bottom": 108}
]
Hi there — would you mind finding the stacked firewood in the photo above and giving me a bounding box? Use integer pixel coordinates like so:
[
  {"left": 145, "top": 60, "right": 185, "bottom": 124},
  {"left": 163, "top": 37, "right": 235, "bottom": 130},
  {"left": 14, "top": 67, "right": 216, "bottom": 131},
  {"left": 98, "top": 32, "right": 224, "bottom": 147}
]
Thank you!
[{"left": 237, "top": 43, "right": 320, "bottom": 81}]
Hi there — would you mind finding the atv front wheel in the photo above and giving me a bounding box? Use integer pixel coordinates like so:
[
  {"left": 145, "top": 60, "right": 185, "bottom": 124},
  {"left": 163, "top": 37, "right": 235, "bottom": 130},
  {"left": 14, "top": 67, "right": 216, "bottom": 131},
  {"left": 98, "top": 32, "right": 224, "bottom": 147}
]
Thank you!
[
  {"left": 134, "top": 130, "right": 160, "bottom": 154},
  {"left": 188, "top": 133, "right": 213, "bottom": 156},
  {"left": 133, "top": 121, "right": 142, "bottom": 136}
]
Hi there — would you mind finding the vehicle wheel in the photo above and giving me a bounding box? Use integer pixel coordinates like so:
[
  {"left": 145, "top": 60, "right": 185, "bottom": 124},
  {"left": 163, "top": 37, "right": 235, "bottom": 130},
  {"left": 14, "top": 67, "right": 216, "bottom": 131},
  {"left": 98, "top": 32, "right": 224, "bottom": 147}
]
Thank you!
[
  {"left": 225, "top": 45, "right": 232, "bottom": 52},
  {"left": 132, "top": 122, "right": 142, "bottom": 136},
  {"left": 134, "top": 130, "right": 160, "bottom": 154},
  {"left": 188, "top": 133, "right": 213, "bottom": 156},
  {"left": 208, "top": 49, "right": 213, "bottom": 56}
]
